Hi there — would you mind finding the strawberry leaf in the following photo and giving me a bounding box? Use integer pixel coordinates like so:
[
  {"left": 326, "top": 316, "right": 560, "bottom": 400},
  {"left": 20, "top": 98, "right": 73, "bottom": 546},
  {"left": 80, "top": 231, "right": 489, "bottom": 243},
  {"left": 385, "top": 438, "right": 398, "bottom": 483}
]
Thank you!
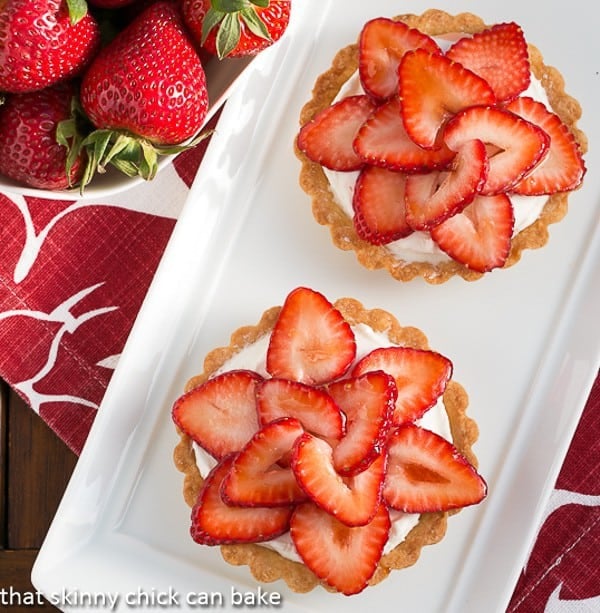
[
  {"left": 66, "top": 0, "right": 89, "bottom": 25},
  {"left": 216, "top": 13, "right": 242, "bottom": 59},
  {"left": 240, "top": 7, "right": 271, "bottom": 41}
]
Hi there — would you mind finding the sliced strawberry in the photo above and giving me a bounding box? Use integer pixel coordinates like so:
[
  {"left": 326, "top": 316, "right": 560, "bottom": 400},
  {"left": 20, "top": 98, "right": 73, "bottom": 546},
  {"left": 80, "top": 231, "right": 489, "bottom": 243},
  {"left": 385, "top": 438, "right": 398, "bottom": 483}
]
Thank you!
[
  {"left": 398, "top": 48, "right": 496, "bottom": 149},
  {"left": 358, "top": 17, "right": 441, "bottom": 101},
  {"left": 352, "top": 347, "right": 453, "bottom": 426},
  {"left": 190, "top": 455, "right": 293, "bottom": 545},
  {"left": 327, "top": 371, "right": 396, "bottom": 476},
  {"left": 430, "top": 193, "right": 515, "bottom": 272},
  {"left": 296, "top": 95, "right": 378, "bottom": 171},
  {"left": 266, "top": 287, "right": 356, "bottom": 386},
  {"left": 443, "top": 105, "right": 550, "bottom": 195},
  {"left": 352, "top": 165, "right": 413, "bottom": 245},
  {"left": 383, "top": 424, "right": 487, "bottom": 513},
  {"left": 221, "top": 417, "right": 307, "bottom": 507},
  {"left": 353, "top": 97, "right": 455, "bottom": 172},
  {"left": 172, "top": 369, "right": 262, "bottom": 459},
  {"left": 405, "top": 138, "right": 489, "bottom": 230},
  {"left": 256, "top": 378, "right": 344, "bottom": 441},
  {"left": 506, "top": 96, "right": 586, "bottom": 195},
  {"left": 446, "top": 22, "right": 530, "bottom": 102},
  {"left": 291, "top": 433, "right": 386, "bottom": 526},
  {"left": 290, "top": 502, "right": 391, "bottom": 595}
]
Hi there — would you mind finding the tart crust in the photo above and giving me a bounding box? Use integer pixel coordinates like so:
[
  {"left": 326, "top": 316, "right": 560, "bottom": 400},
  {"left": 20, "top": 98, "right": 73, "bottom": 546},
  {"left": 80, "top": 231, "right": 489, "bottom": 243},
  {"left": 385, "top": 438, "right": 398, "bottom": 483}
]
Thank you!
[
  {"left": 173, "top": 296, "right": 479, "bottom": 593},
  {"left": 295, "top": 9, "right": 588, "bottom": 284}
]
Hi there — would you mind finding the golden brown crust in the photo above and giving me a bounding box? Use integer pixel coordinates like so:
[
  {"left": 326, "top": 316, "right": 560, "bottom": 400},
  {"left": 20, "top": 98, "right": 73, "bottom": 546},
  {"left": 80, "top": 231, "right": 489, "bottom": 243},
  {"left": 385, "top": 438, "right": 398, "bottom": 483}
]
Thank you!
[
  {"left": 295, "top": 9, "right": 587, "bottom": 284},
  {"left": 173, "top": 294, "right": 479, "bottom": 593}
]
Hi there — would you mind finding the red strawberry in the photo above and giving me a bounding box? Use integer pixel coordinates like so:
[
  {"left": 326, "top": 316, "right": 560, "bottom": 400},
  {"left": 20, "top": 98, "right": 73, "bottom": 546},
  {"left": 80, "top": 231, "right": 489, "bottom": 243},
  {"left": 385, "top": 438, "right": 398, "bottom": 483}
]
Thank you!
[
  {"left": 353, "top": 97, "right": 455, "bottom": 172},
  {"left": 182, "top": 0, "right": 291, "bottom": 59},
  {"left": 383, "top": 424, "right": 487, "bottom": 513},
  {"left": 353, "top": 347, "right": 453, "bottom": 426},
  {"left": 171, "top": 369, "right": 262, "bottom": 459},
  {"left": 352, "top": 165, "right": 414, "bottom": 245},
  {"left": 221, "top": 418, "right": 307, "bottom": 507},
  {"left": 506, "top": 97, "right": 586, "bottom": 195},
  {"left": 256, "top": 378, "right": 344, "bottom": 441},
  {"left": 0, "top": 82, "right": 85, "bottom": 190},
  {"left": 190, "top": 455, "right": 293, "bottom": 545},
  {"left": 297, "top": 95, "right": 378, "bottom": 171},
  {"left": 446, "top": 23, "right": 530, "bottom": 103},
  {"left": 291, "top": 433, "right": 386, "bottom": 527},
  {"left": 443, "top": 105, "right": 550, "bottom": 195},
  {"left": 358, "top": 17, "right": 441, "bottom": 101},
  {"left": 404, "top": 138, "right": 489, "bottom": 230},
  {"left": 327, "top": 371, "right": 396, "bottom": 476},
  {"left": 398, "top": 49, "right": 496, "bottom": 149},
  {"left": 290, "top": 502, "right": 391, "bottom": 596},
  {"left": 0, "top": 0, "right": 100, "bottom": 94},
  {"left": 430, "top": 193, "right": 515, "bottom": 272},
  {"left": 266, "top": 287, "right": 356, "bottom": 386}
]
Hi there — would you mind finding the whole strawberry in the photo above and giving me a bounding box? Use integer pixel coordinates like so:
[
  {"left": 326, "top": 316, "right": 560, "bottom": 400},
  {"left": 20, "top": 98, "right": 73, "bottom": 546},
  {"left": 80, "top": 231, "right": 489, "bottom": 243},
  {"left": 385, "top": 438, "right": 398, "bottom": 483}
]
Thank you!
[
  {"left": 182, "top": 0, "right": 291, "bottom": 59},
  {"left": 0, "top": 0, "right": 100, "bottom": 94},
  {"left": 0, "top": 82, "right": 84, "bottom": 189}
]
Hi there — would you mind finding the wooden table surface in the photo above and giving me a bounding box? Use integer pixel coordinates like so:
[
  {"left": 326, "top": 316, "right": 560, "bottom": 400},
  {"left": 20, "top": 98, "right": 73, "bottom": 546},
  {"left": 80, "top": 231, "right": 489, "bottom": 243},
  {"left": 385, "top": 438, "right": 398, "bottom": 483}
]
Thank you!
[{"left": 0, "top": 380, "right": 77, "bottom": 611}]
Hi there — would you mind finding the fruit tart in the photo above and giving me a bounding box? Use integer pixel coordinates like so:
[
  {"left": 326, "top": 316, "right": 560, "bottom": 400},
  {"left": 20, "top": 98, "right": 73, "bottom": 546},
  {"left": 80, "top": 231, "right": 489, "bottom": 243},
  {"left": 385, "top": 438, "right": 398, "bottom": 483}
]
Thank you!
[
  {"left": 296, "top": 9, "right": 587, "bottom": 283},
  {"left": 172, "top": 287, "right": 486, "bottom": 595}
]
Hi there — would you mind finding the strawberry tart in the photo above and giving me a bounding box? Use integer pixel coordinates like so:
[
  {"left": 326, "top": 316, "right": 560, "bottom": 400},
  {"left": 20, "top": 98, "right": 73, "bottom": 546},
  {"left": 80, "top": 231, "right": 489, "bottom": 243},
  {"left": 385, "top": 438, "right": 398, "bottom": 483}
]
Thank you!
[
  {"left": 172, "top": 287, "right": 486, "bottom": 595},
  {"left": 296, "top": 9, "right": 587, "bottom": 283}
]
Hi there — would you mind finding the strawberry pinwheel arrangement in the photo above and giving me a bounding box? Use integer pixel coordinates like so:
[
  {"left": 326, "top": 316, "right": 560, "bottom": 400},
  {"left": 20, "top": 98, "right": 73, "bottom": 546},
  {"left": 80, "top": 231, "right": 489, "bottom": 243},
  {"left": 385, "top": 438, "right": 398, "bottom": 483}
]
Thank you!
[
  {"left": 0, "top": 0, "right": 291, "bottom": 193},
  {"left": 172, "top": 287, "right": 486, "bottom": 596},
  {"left": 296, "top": 10, "right": 587, "bottom": 283}
]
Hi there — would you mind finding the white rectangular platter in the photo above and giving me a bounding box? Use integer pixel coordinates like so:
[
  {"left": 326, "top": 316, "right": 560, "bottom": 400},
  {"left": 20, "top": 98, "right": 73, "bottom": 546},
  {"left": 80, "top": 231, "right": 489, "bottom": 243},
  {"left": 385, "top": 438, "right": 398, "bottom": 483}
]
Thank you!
[{"left": 33, "top": 1, "right": 600, "bottom": 611}]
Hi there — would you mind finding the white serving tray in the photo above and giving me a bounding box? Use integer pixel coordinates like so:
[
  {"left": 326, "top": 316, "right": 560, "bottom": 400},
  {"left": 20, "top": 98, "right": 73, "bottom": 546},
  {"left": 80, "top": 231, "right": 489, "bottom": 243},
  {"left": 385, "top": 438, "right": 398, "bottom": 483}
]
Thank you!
[{"left": 32, "top": 1, "right": 600, "bottom": 611}]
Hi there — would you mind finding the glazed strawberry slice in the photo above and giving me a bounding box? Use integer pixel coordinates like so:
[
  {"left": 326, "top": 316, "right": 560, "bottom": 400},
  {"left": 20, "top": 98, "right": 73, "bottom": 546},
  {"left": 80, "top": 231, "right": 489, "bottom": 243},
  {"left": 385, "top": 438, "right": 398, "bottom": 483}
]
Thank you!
[
  {"left": 353, "top": 347, "right": 453, "bottom": 426},
  {"left": 443, "top": 105, "right": 550, "bottom": 195},
  {"left": 430, "top": 193, "right": 515, "bottom": 272},
  {"left": 506, "top": 97, "right": 586, "bottom": 195},
  {"left": 327, "top": 371, "right": 396, "bottom": 476},
  {"left": 446, "top": 22, "right": 530, "bottom": 103},
  {"left": 358, "top": 17, "right": 441, "bottom": 101},
  {"left": 296, "top": 95, "right": 378, "bottom": 171},
  {"left": 398, "top": 49, "right": 496, "bottom": 149},
  {"left": 405, "top": 139, "right": 489, "bottom": 231},
  {"left": 190, "top": 455, "right": 293, "bottom": 545},
  {"left": 172, "top": 369, "right": 262, "bottom": 459},
  {"left": 383, "top": 424, "right": 487, "bottom": 513},
  {"left": 352, "top": 166, "right": 413, "bottom": 245},
  {"left": 221, "top": 417, "right": 307, "bottom": 507},
  {"left": 266, "top": 287, "right": 356, "bottom": 385},
  {"left": 291, "top": 433, "right": 386, "bottom": 526},
  {"left": 290, "top": 502, "right": 391, "bottom": 596},
  {"left": 353, "top": 97, "right": 455, "bottom": 172}
]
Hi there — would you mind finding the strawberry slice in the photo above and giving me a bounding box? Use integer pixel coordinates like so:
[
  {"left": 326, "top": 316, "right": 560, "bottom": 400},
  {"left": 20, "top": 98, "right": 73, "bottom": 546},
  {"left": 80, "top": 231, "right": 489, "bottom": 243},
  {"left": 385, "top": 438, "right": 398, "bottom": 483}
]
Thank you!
[
  {"left": 266, "top": 287, "right": 356, "bottom": 385},
  {"left": 221, "top": 417, "right": 307, "bottom": 507},
  {"left": 327, "top": 371, "right": 396, "bottom": 476},
  {"left": 443, "top": 105, "right": 550, "bottom": 195},
  {"left": 172, "top": 369, "right": 262, "bottom": 459},
  {"left": 398, "top": 48, "right": 496, "bottom": 149},
  {"left": 353, "top": 97, "right": 455, "bottom": 172},
  {"left": 290, "top": 502, "right": 391, "bottom": 596},
  {"left": 430, "top": 193, "right": 515, "bottom": 272},
  {"left": 352, "top": 165, "right": 413, "bottom": 245},
  {"left": 506, "top": 96, "right": 586, "bottom": 195},
  {"left": 405, "top": 138, "right": 489, "bottom": 230},
  {"left": 353, "top": 347, "right": 453, "bottom": 426},
  {"left": 383, "top": 424, "right": 487, "bottom": 513},
  {"left": 291, "top": 433, "right": 386, "bottom": 527},
  {"left": 446, "top": 22, "right": 531, "bottom": 103},
  {"left": 358, "top": 17, "right": 441, "bottom": 101},
  {"left": 296, "top": 95, "right": 377, "bottom": 171},
  {"left": 190, "top": 455, "right": 293, "bottom": 545},
  {"left": 256, "top": 378, "right": 344, "bottom": 441}
]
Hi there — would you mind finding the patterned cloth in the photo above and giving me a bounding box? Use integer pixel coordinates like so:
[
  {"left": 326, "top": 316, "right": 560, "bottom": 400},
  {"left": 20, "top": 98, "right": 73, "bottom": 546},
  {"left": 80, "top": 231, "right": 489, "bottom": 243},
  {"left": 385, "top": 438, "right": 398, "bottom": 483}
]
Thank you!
[{"left": 0, "top": 139, "right": 598, "bottom": 611}]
